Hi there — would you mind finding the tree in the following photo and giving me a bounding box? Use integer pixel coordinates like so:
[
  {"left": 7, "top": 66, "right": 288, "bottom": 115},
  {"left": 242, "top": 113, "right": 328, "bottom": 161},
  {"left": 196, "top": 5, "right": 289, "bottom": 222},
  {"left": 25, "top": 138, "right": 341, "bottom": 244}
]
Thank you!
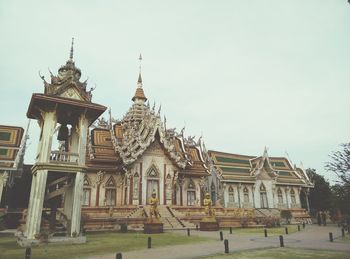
[
  {"left": 331, "top": 184, "right": 350, "bottom": 216},
  {"left": 306, "top": 168, "right": 333, "bottom": 215},
  {"left": 325, "top": 143, "right": 350, "bottom": 185}
]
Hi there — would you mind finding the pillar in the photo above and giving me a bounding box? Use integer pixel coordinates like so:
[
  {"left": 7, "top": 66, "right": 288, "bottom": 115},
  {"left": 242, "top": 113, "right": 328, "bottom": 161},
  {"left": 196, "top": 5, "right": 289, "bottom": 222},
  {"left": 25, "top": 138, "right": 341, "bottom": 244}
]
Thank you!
[
  {"left": 70, "top": 172, "right": 84, "bottom": 236},
  {"left": 0, "top": 172, "right": 8, "bottom": 206},
  {"left": 25, "top": 169, "right": 48, "bottom": 239},
  {"left": 25, "top": 111, "right": 56, "bottom": 239},
  {"left": 237, "top": 184, "right": 241, "bottom": 208},
  {"left": 69, "top": 115, "right": 88, "bottom": 236}
]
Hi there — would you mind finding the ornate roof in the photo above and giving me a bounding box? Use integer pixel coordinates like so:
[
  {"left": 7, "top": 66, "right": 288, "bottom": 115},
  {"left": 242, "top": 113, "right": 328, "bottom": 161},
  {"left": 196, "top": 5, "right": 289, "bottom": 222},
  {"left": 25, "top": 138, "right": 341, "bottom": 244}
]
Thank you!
[
  {"left": 209, "top": 149, "right": 313, "bottom": 187},
  {"left": 39, "top": 38, "right": 94, "bottom": 102},
  {"left": 87, "top": 73, "right": 209, "bottom": 176}
]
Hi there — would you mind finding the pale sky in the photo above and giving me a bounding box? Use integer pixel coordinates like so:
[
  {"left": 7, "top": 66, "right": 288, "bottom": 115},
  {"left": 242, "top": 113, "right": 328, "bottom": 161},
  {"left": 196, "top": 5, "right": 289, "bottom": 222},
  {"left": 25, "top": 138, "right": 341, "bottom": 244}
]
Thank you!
[{"left": 1, "top": 1, "right": 349, "bottom": 183}]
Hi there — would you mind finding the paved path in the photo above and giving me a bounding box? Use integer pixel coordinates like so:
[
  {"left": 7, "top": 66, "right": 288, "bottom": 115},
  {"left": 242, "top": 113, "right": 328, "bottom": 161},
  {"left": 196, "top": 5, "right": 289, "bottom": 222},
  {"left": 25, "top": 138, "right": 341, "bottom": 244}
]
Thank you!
[{"left": 83, "top": 225, "right": 350, "bottom": 259}]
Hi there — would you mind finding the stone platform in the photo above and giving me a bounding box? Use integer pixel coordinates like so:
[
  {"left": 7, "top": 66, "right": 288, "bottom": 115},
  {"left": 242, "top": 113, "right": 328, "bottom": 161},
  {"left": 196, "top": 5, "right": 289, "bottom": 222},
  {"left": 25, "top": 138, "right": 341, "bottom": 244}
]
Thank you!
[
  {"left": 144, "top": 222, "right": 164, "bottom": 234},
  {"left": 199, "top": 218, "right": 219, "bottom": 231},
  {"left": 17, "top": 235, "right": 86, "bottom": 247}
]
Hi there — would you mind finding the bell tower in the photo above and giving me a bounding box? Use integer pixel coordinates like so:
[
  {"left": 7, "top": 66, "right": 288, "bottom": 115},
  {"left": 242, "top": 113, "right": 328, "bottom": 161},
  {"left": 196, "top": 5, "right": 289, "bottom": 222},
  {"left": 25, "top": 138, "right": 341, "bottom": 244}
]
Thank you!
[{"left": 23, "top": 39, "right": 106, "bottom": 242}]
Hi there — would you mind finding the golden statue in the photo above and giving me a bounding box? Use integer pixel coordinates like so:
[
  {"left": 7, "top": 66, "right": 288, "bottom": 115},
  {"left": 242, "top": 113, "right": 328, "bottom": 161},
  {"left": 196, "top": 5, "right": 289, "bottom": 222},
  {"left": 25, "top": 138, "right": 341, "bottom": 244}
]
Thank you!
[
  {"left": 203, "top": 193, "right": 215, "bottom": 217},
  {"left": 149, "top": 190, "right": 160, "bottom": 221}
]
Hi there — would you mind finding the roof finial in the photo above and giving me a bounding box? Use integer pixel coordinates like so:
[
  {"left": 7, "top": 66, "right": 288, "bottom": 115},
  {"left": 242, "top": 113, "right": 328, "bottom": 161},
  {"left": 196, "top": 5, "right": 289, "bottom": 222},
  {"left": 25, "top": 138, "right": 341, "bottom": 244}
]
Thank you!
[
  {"left": 138, "top": 53, "right": 143, "bottom": 84},
  {"left": 69, "top": 37, "right": 74, "bottom": 60}
]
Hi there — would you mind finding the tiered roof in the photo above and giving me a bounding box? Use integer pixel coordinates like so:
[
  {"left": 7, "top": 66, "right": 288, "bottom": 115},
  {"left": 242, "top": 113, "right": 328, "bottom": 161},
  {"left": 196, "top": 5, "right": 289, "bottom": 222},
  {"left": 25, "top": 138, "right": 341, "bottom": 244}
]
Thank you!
[
  {"left": 0, "top": 125, "right": 24, "bottom": 170},
  {"left": 209, "top": 149, "right": 313, "bottom": 187},
  {"left": 87, "top": 73, "right": 209, "bottom": 176}
]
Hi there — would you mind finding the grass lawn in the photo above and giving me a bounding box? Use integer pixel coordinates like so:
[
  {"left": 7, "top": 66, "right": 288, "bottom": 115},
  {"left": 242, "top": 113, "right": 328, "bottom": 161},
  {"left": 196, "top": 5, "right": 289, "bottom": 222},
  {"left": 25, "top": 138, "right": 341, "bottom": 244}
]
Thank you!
[
  {"left": 199, "top": 247, "right": 350, "bottom": 259},
  {"left": 339, "top": 234, "right": 350, "bottom": 243},
  {"left": 0, "top": 231, "right": 211, "bottom": 259},
  {"left": 223, "top": 226, "right": 298, "bottom": 236}
]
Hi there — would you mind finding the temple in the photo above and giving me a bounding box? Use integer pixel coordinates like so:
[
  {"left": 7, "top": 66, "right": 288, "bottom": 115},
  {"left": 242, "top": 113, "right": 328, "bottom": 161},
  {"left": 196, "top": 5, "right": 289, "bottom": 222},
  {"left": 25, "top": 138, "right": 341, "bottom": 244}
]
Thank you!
[{"left": 0, "top": 43, "right": 314, "bottom": 240}]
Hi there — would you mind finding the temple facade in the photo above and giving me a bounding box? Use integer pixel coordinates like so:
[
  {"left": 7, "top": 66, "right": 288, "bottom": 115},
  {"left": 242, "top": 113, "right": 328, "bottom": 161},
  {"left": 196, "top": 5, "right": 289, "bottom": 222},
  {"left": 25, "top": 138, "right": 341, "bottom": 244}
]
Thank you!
[
  {"left": 208, "top": 149, "right": 313, "bottom": 211},
  {"left": 1, "top": 43, "right": 315, "bottom": 236}
]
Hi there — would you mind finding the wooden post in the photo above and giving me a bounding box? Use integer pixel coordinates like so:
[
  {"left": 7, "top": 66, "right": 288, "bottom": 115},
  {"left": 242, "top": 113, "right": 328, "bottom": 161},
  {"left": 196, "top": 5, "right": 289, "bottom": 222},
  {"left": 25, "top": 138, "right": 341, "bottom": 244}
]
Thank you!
[
  {"left": 220, "top": 231, "right": 223, "bottom": 241},
  {"left": 224, "top": 239, "right": 229, "bottom": 253},
  {"left": 148, "top": 237, "right": 152, "bottom": 248},
  {"left": 25, "top": 248, "right": 31, "bottom": 259},
  {"left": 298, "top": 225, "right": 300, "bottom": 231},
  {"left": 230, "top": 227, "right": 232, "bottom": 234},
  {"left": 196, "top": 224, "right": 198, "bottom": 230},
  {"left": 342, "top": 228, "right": 345, "bottom": 237},
  {"left": 329, "top": 232, "right": 333, "bottom": 242},
  {"left": 116, "top": 253, "right": 122, "bottom": 259},
  {"left": 187, "top": 228, "right": 190, "bottom": 236},
  {"left": 264, "top": 229, "right": 267, "bottom": 237},
  {"left": 285, "top": 227, "right": 288, "bottom": 235},
  {"left": 302, "top": 222, "right": 305, "bottom": 229},
  {"left": 279, "top": 235, "right": 284, "bottom": 247}
]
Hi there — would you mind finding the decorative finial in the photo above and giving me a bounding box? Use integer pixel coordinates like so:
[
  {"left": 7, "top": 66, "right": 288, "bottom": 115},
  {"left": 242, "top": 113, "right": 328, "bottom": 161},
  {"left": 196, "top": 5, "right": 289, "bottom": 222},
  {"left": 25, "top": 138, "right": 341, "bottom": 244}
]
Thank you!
[
  {"left": 137, "top": 53, "right": 143, "bottom": 84},
  {"left": 139, "top": 53, "right": 142, "bottom": 72},
  {"left": 70, "top": 37, "right": 74, "bottom": 60}
]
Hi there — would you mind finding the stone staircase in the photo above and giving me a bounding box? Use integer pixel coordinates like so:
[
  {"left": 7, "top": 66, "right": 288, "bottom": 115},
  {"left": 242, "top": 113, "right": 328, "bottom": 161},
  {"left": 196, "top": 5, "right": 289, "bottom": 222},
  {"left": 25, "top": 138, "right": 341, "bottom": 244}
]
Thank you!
[
  {"left": 127, "top": 207, "right": 145, "bottom": 218},
  {"left": 256, "top": 208, "right": 280, "bottom": 218},
  {"left": 144, "top": 205, "right": 195, "bottom": 229}
]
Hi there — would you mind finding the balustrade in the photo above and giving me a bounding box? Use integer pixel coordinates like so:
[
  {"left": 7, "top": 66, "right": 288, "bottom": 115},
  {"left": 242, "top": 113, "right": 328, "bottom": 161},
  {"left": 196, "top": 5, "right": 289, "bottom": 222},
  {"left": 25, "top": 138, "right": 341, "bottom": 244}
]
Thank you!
[{"left": 50, "top": 151, "right": 79, "bottom": 164}]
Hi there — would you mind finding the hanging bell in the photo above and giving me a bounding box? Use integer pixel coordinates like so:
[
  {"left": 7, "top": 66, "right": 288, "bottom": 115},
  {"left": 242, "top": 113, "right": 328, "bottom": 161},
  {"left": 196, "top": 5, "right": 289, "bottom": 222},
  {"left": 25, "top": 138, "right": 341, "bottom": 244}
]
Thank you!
[{"left": 57, "top": 124, "right": 69, "bottom": 141}]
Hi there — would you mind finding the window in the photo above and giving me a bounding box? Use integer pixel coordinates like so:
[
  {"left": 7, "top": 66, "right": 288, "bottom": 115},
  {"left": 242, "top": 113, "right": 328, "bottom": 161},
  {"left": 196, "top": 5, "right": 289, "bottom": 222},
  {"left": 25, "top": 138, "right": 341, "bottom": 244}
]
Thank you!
[
  {"left": 133, "top": 172, "right": 139, "bottom": 199},
  {"left": 187, "top": 179, "right": 196, "bottom": 206},
  {"left": 290, "top": 188, "right": 296, "bottom": 204},
  {"left": 211, "top": 182, "right": 216, "bottom": 203},
  {"left": 228, "top": 186, "right": 234, "bottom": 203},
  {"left": 82, "top": 189, "right": 91, "bottom": 206},
  {"left": 277, "top": 188, "right": 283, "bottom": 203},
  {"left": 260, "top": 184, "right": 268, "bottom": 208},
  {"left": 82, "top": 175, "right": 91, "bottom": 206},
  {"left": 187, "top": 191, "right": 196, "bottom": 206},
  {"left": 105, "top": 176, "right": 116, "bottom": 206},
  {"left": 243, "top": 187, "right": 249, "bottom": 203}
]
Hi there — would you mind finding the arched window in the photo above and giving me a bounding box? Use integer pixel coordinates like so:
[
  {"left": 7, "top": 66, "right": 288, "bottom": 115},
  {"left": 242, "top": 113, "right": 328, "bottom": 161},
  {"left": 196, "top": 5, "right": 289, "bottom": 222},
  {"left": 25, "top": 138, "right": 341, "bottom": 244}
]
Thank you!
[
  {"left": 277, "top": 188, "right": 283, "bottom": 203},
  {"left": 133, "top": 172, "right": 139, "bottom": 200},
  {"left": 290, "top": 188, "right": 296, "bottom": 204},
  {"left": 243, "top": 187, "right": 249, "bottom": 203},
  {"left": 82, "top": 175, "right": 91, "bottom": 206},
  {"left": 187, "top": 179, "right": 196, "bottom": 206},
  {"left": 260, "top": 183, "right": 268, "bottom": 208},
  {"left": 105, "top": 176, "right": 116, "bottom": 206},
  {"left": 211, "top": 181, "right": 216, "bottom": 203},
  {"left": 228, "top": 186, "right": 234, "bottom": 203}
]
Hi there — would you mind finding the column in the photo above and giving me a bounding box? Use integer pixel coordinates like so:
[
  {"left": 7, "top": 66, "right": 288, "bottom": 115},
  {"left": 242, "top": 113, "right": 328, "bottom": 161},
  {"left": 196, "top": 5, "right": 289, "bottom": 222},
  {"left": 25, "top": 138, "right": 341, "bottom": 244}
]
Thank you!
[
  {"left": 25, "top": 111, "right": 56, "bottom": 239},
  {"left": 70, "top": 172, "right": 84, "bottom": 236},
  {"left": 69, "top": 115, "right": 88, "bottom": 236},
  {"left": 0, "top": 172, "right": 9, "bottom": 206},
  {"left": 237, "top": 184, "right": 241, "bottom": 208},
  {"left": 285, "top": 187, "right": 290, "bottom": 209},
  {"left": 25, "top": 169, "right": 48, "bottom": 239}
]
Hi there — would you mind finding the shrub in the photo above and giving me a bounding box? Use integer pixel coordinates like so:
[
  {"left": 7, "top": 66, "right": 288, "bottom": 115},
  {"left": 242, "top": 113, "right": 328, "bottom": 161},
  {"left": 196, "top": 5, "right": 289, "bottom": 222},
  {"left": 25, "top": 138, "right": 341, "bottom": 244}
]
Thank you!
[{"left": 280, "top": 210, "right": 292, "bottom": 224}]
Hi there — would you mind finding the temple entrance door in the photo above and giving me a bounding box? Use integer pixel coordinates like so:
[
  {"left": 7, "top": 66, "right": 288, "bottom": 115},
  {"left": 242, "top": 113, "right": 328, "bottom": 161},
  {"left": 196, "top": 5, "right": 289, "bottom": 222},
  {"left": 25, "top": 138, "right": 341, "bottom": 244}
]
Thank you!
[
  {"left": 146, "top": 179, "right": 159, "bottom": 204},
  {"left": 260, "top": 192, "right": 268, "bottom": 208}
]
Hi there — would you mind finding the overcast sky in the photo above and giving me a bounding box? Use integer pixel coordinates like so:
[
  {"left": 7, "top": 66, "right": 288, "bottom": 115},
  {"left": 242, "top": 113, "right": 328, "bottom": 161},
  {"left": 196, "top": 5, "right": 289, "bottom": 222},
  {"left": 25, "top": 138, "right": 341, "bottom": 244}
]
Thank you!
[{"left": 1, "top": 1, "right": 349, "bottom": 183}]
